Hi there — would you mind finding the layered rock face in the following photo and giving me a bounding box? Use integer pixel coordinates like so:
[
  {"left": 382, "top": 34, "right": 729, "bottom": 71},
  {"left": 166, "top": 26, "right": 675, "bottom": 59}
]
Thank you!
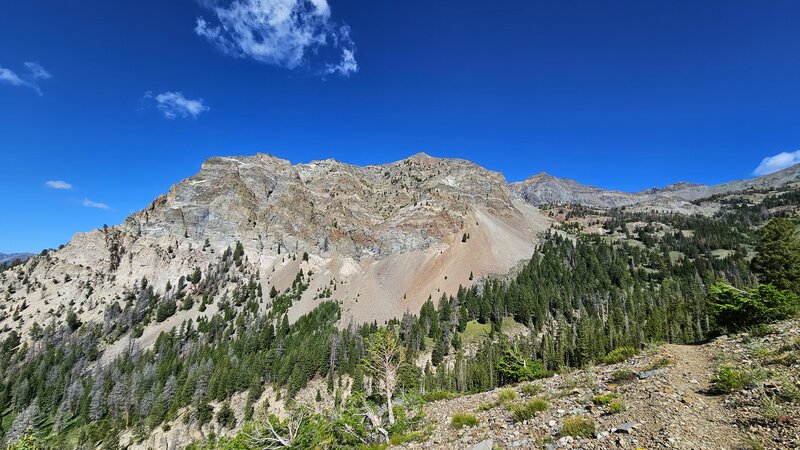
[{"left": 0, "top": 153, "right": 550, "bottom": 344}]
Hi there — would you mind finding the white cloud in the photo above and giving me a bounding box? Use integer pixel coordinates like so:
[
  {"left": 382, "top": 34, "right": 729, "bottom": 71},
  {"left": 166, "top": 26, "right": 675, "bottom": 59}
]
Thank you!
[
  {"left": 144, "top": 91, "right": 210, "bottom": 119},
  {"left": 0, "top": 62, "right": 51, "bottom": 95},
  {"left": 325, "top": 47, "right": 357, "bottom": 76},
  {"left": 82, "top": 198, "right": 110, "bottom": 210},
  {"left": 0, "top": 67, "right": 26, "bottom": 86},
  {"left": 45, "top": 180, "right": 73, "bottom": 190},
  {"left": 753, "top": 150, "right": 800, "bottom": 176},
  {"left": 24, "top": 62, "right": 52, "bottom": 80},
  {"left": 195, "top": 0, "right": 357, "bottom": 76}
]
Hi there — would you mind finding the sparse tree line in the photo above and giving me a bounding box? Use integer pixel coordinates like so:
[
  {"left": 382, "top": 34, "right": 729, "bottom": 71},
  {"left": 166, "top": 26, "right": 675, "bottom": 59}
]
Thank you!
[{"left": 0, "top": 209, "right": 798, "bottom": 448}]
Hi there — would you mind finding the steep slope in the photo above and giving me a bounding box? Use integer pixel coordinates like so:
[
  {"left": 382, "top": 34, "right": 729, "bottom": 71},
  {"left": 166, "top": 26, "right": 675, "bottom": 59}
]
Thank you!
[{"left": 0, "top": 153, "right": 550, "bottom": 344}]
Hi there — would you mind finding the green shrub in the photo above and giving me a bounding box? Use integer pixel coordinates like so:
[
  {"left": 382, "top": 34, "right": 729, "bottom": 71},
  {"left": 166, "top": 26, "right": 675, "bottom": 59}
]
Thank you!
[
  {"left": 498, "top": 388, "right": 517, "bottom": 404},
  {"left": 611, "top": 369, "right": 637, "bottom": 383},
  {"left": 608, "top": 401, "right": 624, "bottom": 414},
  {"left": 451, "top": 413, "right": 478, "bottom": 429},
  {"left": 749, "top": 323, "right": 776, "bottom": 337},
  {"left": 708, "top": 282, "right": 800, "bottom": 332},
  {"left": 520, "top": 383, "right": 543, "bottom": 396},
  {"left": 510, "top": 398, "right": 548, "bottom": 423},
  {"left": 646, "top": 357, "right": 672, "bottom": 371},
  {"left": 497, "top": 346, "right": 548, "bottom": 381},
  {"left": 602, "top": 347, "right": 637, "bottom": 364},
  {"left": 592, "top": 394, "right": 616, "bottom": 406},
  {"left": 712, "top": 365, "right": 752, "bottom": 393},
  {"left": 560, "top": 416, "right": 596, "bottom": 437}
]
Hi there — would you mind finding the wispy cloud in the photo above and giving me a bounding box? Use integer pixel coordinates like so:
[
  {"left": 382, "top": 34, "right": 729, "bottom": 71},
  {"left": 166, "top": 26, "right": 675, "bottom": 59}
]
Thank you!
[
  {"left": 143, "top": 91, "right": 210, "bottom": 119},
  {"left": 0, "top": 62, "right": 52, "bottom": 95},
  {"left": 45, "top": 180, "right": 73, "bottom": 190},
  {"left": 24, "top": 62, "right": 52, "bottom": 80},
  {"left": 753, "top": 150, "right": 800, "bottom": 176},
  {"left": 195, "top": 0, "right": 358, "bottom": 76},
  {"left": 82, "top": 198, "right": 110, "bottom": 210}
]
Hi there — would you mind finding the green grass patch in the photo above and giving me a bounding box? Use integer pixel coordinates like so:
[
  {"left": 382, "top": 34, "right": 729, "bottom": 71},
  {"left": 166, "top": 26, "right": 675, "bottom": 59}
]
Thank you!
[
  {"left": 390, "top": 430, "right": 429, "bottom": 446},
  {"left": 498, "top": 388, "right": 517, "bottom": 404},
  {"left": 608, "top": 401, "right": 625, "bottom": 414},
  {"left": 520, "top": 383, "right": 543, "bottom": 396},
  {"left": 476, "top": 401, "right": 498, "bottom": 412},
  {"left": 423, "top": 391, "right": 458, "bottom": 402},
  {"left": 749, "top": 323, "right": 776, "bottom": 338},
  {"left": 646, "top": 357, "right": 672, "bottom": 371},
  {"left": 462, "top": 320, "right": 491, "bottom": 343},
  {"left": 510, "top": 398, "right": 548, "bottom": 423},
  {"left": 611, "top": 369, "right": 637, "bottom": 383},
  {"left": 450, "top": 413, "right": 478, "bottom": 429}
]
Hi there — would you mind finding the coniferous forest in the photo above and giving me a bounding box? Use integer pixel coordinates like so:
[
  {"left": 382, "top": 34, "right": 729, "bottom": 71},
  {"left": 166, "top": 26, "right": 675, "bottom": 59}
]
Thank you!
[{"left": 1, "top": 205, "right": 798, "bottom": 449}]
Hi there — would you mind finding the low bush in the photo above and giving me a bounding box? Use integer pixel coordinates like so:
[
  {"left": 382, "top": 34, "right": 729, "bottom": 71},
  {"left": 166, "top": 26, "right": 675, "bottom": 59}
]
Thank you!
[
  {"left": 451, "top": 413, "right": 478, "bottom": 429},
  {"left": 712, "top": 365, "right": 753, "bottom": 393},
  {"left": 646, "top": 357, "right": 672, "bottom": 371},
  {"left": 611, "top": 369, "right": 637, "bottom": 383},
  {"left": 520, "top": 383, "right": 543, "bottom": 396},
  {"left": 560, "top": 416, "right": 596, "bottom": 438},
  {"left": 602, "top": 347, "right": 637, "bottom": 364},
  {"left": 592, "top": 394, "right": 617, "bottom": 406},
  {"left": 608, "top": 400, "right": 625, "bottom": 414},
  {"left": 749, "top": 323, "right": 776, "bottom": 337}
]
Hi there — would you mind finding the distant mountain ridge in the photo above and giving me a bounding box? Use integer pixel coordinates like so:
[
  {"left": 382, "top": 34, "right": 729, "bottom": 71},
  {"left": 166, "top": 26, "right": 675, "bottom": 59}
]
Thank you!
[
  {"left": 512, "top": 163, "right": 800, "bottom": 207},
  {"left": 0, "top": 252, "right": 33, "bottom": 266}
]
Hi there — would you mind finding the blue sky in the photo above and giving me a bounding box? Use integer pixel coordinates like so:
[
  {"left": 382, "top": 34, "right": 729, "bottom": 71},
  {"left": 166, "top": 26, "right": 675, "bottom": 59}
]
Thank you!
[{"left": 2, "top": 0, "right": 800, "bottom": 253}]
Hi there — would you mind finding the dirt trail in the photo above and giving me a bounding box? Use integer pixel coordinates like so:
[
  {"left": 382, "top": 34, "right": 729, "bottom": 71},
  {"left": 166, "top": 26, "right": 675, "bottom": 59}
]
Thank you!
[{"left": 636, "top": 343, "right": 749, "bottom": 449}]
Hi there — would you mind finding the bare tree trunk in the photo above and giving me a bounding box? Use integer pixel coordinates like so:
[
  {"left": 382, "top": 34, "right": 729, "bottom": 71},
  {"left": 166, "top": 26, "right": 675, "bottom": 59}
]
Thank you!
[{"left": 386, "top": 388, "right": 394, "bottom": 425}]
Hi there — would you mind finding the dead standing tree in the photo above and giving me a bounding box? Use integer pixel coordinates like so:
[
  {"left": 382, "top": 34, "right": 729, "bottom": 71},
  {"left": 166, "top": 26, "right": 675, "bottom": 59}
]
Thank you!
[{"left": 361, "top": 328, "right": 403, "bottom": 425}]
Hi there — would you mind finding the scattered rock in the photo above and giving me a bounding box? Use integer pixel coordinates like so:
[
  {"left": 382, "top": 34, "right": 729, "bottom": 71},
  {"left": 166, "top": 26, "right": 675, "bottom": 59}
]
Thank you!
[
  {"left": 613, "top": 421, "right": 641, "bottom": 434},
  {"left": 638, "top": 368, "right": 668, "bottom": 379},
  {"left": 471, "top": 440, "right": 493, "bottom": 450}
]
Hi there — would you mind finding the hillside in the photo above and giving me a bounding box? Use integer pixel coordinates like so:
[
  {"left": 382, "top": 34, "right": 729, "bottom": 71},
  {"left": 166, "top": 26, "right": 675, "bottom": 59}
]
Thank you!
[
  {"left": 0, "top": 153, "right": 799, "bottom": 449},
  {"left": 398, "top": 319, "right": 800, "bottom": 450}
]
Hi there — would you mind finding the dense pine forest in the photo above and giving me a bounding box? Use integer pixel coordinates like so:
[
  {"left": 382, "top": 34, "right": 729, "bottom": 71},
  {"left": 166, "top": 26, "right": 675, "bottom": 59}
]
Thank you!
[{"left": 1, "top": 205, "right": 798, "bottom": 449}]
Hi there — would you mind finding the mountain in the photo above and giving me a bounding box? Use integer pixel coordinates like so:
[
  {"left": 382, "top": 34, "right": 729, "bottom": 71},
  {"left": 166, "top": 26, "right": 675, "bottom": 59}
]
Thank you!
[
  {"left": 512, "top": 172, "right": 642, "bottom": 208},
  {"left": 0, "top": 153, "right": 550, "bottom": 349},
  {"left": 2, "top": 153, "right": 799, "bottom": 449},
  {"left": 512, "top": 163, "right": 800, "bottom": 208},
  {"left": 0, "top": 252, "right": 33, "bottom": 266},
  {"left": 3, "top": 155, "right": 799, "bottom": 349}
]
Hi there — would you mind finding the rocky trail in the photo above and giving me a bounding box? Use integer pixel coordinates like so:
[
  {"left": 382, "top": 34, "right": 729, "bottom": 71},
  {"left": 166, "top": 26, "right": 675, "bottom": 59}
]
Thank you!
[
  {"left": 634, "top": 343, "right": 748, "bottom": 449},
  {"left": 399, "top": 323, "right": 800, "bottom": 450}
]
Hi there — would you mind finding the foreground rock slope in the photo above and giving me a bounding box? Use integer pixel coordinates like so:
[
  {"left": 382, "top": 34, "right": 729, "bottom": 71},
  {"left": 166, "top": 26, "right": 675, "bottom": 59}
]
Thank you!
[{"left": 399, "top": 319, "right": 800, "bottom": 450}]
